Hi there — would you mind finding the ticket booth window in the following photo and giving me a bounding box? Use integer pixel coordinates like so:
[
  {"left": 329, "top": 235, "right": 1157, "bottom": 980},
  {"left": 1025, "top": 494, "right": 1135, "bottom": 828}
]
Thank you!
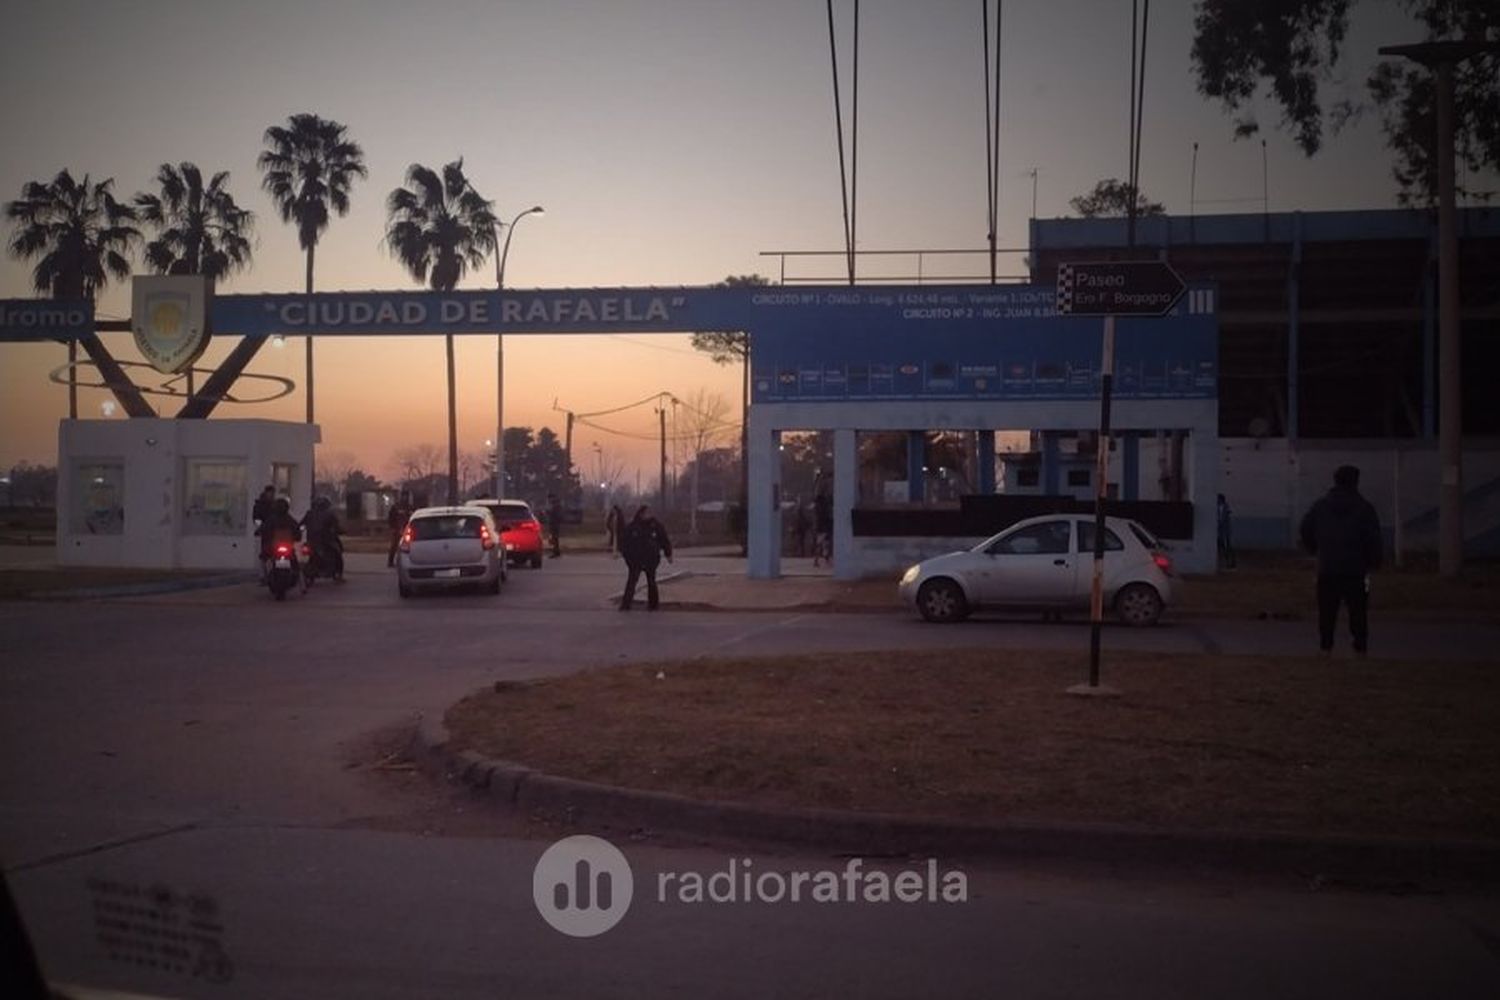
[
  {"left": 271, "top": 462, "right": 295, "bottom": 499},
  {"left": 72, "top": 462, "right": 125, "bottom": 535},
  {"left": 183, "top": 460, "right": 248, "bottom": 536}
]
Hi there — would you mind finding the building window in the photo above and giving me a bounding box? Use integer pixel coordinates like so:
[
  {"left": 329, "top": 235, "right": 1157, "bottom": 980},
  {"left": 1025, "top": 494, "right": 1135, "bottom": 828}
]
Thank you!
[
  {"left": 1016, "top": 468, "right": 1040, "bottom": 487},
  {"left": 271, "top": 462, "right": 295, "bottom": 499},
  {"left": 183, "top": 460, "right": 248, "bottom": 535},
  {"left": 72, "top": 462, "right": 125, "bottom": 535},
  {"left": 1067, "top": 468, "right": 1091, "bottom": 487}
]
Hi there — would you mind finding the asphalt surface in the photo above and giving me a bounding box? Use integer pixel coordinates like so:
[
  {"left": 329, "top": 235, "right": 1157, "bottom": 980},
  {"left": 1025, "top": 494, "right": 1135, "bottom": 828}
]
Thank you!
[{"left": 3, "top": 550, "right": 1499, "bottom": 998}]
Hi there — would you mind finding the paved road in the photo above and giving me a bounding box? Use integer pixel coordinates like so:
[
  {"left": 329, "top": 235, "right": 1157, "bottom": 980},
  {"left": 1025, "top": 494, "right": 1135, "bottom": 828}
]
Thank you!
[{"left": 3, "top": 553, "right": 1499, "bottom": 998}]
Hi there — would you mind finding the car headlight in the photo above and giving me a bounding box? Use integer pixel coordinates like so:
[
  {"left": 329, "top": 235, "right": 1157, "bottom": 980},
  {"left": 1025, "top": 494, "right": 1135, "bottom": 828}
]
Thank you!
[{"left": 900, "top": 564, "right": 920, "bottom": 585}]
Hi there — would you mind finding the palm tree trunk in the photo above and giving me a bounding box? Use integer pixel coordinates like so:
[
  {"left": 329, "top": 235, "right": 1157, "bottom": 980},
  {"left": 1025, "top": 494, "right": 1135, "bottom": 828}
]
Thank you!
[
  {"left": 304, "top": 245, "right": 315, "bottom": 424},
  {"left": 446, "top": 333, "right": 459, "bottom": 504}
]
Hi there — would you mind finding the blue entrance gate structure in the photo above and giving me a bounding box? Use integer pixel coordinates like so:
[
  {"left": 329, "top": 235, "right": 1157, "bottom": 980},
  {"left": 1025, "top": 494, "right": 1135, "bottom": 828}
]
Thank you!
[{"left": 6, "top": 281, "right": 1218, "bottom": 577}]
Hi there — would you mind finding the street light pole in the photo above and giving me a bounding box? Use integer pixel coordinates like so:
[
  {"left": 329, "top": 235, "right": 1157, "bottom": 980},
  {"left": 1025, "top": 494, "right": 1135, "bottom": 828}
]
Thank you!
[
  {"left": 1379, "top": 39, "right": 1496, "bottom": 577},
  {"left": 492, "top": 205, "right": 545, "bottom": 499}
]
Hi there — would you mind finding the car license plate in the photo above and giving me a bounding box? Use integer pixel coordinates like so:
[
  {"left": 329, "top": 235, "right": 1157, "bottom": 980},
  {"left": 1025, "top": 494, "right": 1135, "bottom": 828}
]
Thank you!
[
  {"left": 435, "top": 568, "right": 461, "bottom": 578},
  {"left": 274, "top": 558, "right": 291, "bottom": 569}
]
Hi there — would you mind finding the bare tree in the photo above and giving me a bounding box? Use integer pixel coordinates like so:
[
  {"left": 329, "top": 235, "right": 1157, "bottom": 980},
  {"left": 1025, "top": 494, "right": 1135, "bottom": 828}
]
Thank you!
[
  {"left": 316, "top": 448, "right": 358, "bottom": 502},
  {"left": 676, "top": 389, "right": 734, "bottom": 540},
  {"left": 393, "top": 444, "right": 443, "bottom": 486}
]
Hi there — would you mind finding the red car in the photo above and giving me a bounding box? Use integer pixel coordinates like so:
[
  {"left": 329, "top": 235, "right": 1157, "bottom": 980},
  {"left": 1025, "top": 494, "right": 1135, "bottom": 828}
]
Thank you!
[{"left": 472, "top": 499, "right": 545, "bottom": 568}]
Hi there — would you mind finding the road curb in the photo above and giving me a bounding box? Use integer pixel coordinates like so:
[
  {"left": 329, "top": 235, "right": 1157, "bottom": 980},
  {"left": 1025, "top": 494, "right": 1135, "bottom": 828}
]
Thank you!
[
  {"left": 410, "top": 710, "right": 1500, "bottom": 884},
  {"left": 18, "top": 571, "right": 258, "bottom": 600}
]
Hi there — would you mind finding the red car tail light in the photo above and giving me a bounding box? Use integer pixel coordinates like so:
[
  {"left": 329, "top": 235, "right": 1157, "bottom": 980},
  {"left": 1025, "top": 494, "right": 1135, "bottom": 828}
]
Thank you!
[
  {"left": 1152, "top": 552, "right": 1173, "bottom": 575},
  {"left": 399, "top": 526, "right": 413, "bottom": 553},
  {"left": 273, "top": 543, "right": 292, "bottom": 557},
  {"left": 480, "top": 524, "right": 496, "bottom": 550}
]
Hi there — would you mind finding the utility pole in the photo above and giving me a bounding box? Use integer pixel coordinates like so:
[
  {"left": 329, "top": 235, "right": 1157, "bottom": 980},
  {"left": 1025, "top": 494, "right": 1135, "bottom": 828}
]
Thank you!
[
  {"left": 564, "top": 410, "right": 575, "bottom": 503},
  {"left": 658, "top": 403, "right": 668, "bottom": 512}
]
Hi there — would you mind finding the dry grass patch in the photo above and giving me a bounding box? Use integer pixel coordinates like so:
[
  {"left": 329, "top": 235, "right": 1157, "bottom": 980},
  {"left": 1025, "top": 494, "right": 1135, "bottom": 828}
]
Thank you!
[{"left": 447, "top": 649, "right": 1500, "bottom": 841}]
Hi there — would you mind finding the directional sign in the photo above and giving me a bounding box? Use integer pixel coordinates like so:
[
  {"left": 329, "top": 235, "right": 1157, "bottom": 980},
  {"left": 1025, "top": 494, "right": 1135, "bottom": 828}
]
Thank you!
[
  {"left": 0, "top": 299, "right": 93, "bottom": 342},
  {"left": 1056, "top": 261, "right": 1186, "bottom": 317}
]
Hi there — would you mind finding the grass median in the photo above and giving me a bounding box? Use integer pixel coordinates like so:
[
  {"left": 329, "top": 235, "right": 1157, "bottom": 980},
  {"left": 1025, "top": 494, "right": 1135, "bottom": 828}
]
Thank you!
[{"left": 446, "top": 648, "right": 1500, "bottom": 842}]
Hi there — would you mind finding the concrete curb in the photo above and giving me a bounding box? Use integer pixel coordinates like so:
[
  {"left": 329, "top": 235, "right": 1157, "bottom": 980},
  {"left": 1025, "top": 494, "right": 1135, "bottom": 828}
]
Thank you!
[
  {"left": 18, "top": 571, "right": 259, "bottom": 600},
  {"left": 411, "top": 711, "right": 1500, "bottom": 884}
]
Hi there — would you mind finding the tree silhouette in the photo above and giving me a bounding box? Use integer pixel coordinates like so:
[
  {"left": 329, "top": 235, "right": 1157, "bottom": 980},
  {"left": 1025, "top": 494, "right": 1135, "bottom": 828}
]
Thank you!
[
  {"left": 5, "top": 169, "right": 138, "bottom": 300},
  {"left": 134, "top": 162, "right": 254, "bottom": 279},
  {"left": 258, "top": 113, "right": 367, "bottom": 422},
  {"left": 5, "top": 169, "right": 140, "bottom": 415},
  {"left": 384, "top": 159, "right": 498, "bottom": 505},
  {"left": 1069, "top": 179, "right": 1165, "bottom": 218},
  {"left": 1192, "top": 0, "right": 1498, "bottom": 204}
]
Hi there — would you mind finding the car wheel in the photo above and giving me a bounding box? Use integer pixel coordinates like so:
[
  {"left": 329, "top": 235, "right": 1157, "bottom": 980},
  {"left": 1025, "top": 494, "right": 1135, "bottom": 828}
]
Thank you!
[
  {"left": 916, "top": 578, "right": 969, "bottom": 623},
  {"left": 1115, "top": 583, "right": 1163, "bottom": 626}
]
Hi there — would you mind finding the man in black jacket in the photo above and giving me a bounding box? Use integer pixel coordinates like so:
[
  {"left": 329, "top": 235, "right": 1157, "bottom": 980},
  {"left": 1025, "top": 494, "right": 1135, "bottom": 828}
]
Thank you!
[
  {"left": 1299, "top": 465, "right": 1383, "bottom": 655},
  {"left": 619, "top": 504, "right": 673, "bottom": 611}
]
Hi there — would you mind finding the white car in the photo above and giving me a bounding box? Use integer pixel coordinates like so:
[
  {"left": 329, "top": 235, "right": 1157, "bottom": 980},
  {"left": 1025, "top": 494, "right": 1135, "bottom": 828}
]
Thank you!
[
  {"left": 898, "top": 514, "right": 1177, "bottom": 625},
  {"left": 396, "top": 506, "right": 506, "bottom": 598}
]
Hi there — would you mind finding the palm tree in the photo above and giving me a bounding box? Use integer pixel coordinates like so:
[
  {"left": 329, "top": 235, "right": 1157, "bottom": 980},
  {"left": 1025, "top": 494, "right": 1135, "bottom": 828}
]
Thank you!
[
  {"left": 5, "top": 169, "right": 140, "bottom": 416},
  {"left": 5, "top": 169, "right": 138, "bottom": 300},
  {"left": 134, "top": 162, "right": 254, "bottom": 279},
  {"left": 384, "top": 159, "right": 497, "bottom": 505},
  {"left": 257, "top": 113, "right": 367, "bottom": 423}
]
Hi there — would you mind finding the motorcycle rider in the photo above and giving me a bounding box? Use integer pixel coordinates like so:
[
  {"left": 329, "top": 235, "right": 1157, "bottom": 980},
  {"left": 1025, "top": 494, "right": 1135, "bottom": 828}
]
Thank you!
[
  {"left": 259, "top": 497, "right": 301, "bottom": 577},
  {"left": 300, "top": 496, "right": 345, "bottom": 582}
]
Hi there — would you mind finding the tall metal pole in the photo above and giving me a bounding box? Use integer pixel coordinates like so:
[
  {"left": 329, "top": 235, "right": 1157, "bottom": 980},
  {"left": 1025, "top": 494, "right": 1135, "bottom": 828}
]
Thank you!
[
  {"left": 1087, "top": 315, "right": 1115, "bottom": 688},
  {"left": 1435, "top": 59, "right": 1462, "bottom": 576},
  {"left": 493, "top": 205, "right": 544, "bottom": 499}
]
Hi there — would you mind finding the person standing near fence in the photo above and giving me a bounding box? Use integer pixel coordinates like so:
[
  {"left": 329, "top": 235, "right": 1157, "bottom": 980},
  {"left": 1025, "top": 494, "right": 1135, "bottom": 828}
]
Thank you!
[{"left": 1299, "top": 465, "right": 1383, "bottom": 656}]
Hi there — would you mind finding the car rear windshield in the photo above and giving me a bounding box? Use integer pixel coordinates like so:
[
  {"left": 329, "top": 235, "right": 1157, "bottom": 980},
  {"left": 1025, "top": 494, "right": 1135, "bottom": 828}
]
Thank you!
[
  {"left": 492, "top": 503, "right": 536, "bottom": 525},
  {"left": 1128, "top": 522, "right": 1161, "bottom": 550},
  {"left": 409, "top": 515, "right": 485, "bottom": 540},
  {"left": 1076, "top": 522, "right": 1125, "bottom": 552}
]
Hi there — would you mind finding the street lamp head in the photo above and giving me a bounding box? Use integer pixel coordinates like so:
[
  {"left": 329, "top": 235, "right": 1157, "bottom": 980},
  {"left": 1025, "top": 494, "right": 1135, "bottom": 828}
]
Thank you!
[{"left": 529, "top": 205, "right": 545, "bottom": 216}]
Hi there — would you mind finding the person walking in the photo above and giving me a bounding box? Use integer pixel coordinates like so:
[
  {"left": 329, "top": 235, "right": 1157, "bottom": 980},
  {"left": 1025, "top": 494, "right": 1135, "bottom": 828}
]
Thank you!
[
  {"left": 386, "top": 493, "right": 412, "bottom": 568},
  {"left": 792, "top": 499, "right": 811, "bottom": 558},
  {"left": 1299, "top": 465, "right": 1383, "bottom": 656},
  {"left": 605, "top": 503, "right": 624, "bottom": 557},
  {"left": 1216, "top": 493, "right": 1237, "bottom": 570},
  {"left": 546, "top": 492, "right": 563, "bottom": 559},
  {"left": 620, "top": 504, "right": 673, "bottom": 611},
  {"left": 811, "top": 489, "right": 833, "bottom": 567}
]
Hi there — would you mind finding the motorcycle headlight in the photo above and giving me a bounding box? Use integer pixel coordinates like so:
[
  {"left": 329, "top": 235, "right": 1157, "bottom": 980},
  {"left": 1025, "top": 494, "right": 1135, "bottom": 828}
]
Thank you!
[{"left": 901, "top": 564, "right": 921, "bottom": 585}]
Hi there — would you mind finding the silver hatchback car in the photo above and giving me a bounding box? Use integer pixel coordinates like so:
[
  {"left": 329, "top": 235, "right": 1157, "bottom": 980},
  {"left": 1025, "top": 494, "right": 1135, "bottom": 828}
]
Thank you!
[
  {"left": 898, "top": 514, "right": 1177, "bottom": 625},
  {"left": 396, "top": 506, "right": 505, "bottom": 598}
]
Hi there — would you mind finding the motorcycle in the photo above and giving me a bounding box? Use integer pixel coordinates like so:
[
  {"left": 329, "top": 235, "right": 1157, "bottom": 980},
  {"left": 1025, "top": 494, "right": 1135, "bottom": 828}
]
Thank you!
[
  {"left": 300, "top": 529, "right": 345, "bottom": 589},
  {"left": 266, "top": 540, "right": 301, "bottom": 601}
]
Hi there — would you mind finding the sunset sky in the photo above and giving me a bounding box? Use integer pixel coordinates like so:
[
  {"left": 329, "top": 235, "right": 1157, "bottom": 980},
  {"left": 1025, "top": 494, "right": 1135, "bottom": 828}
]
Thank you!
[{"left": 0, "top": 0, "right": 1456, "bottom": 483}]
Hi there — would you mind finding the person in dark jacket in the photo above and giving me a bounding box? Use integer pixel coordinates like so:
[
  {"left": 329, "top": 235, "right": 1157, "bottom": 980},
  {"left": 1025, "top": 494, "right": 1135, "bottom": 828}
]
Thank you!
[
  {"left": 1299, "top": 465, "right": 1383, "bottom": 655},
  {"left": 619, "top": 504, "right": 673, "bottom": 611},
  {"left": 546, "top": 493, "right": 563, "bottom": 559},
  {"left": 259, "top": 498, "right": 301, "bottom": 561},
  {"left": 606, "top": 503, "right": 624, "bottom": 556},
  {"left": 300, "top": 496, "right": 345, "bottom": 581},
  {"left": 386, "top": 493, "right": 412, "bottom": 568}
]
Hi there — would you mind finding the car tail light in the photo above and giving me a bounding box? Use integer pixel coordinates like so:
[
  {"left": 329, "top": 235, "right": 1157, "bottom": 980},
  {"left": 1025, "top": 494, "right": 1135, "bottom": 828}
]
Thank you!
[
  {"left": 480, "top": 524, "right": 496, "bottom": 550},
  {"left": 1152, "top": 552, "right": 1173, "bottom": 575},
  {"left": 274, "top": 543, "right": 292, "bottom": 557},
  {"left": 399, "top": 526, "right": 413, "bottom": 553}
]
